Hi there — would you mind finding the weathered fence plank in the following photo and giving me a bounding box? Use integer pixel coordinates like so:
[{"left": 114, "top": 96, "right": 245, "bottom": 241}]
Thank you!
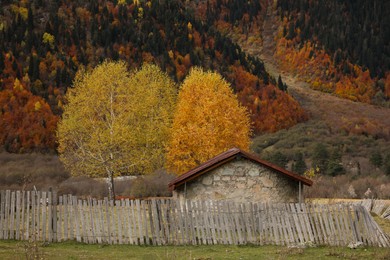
[
  {"left": 10, "top": 191, "right": 15, "bottom": 240},
  {"left": 63, "top": 195, "right": 68, "bottom": 241},
  {"left": 48, "top": 192, "right": 53, "bottom": 242},
  {"left": 326, "top": 204, "right": 339, "bottom": 246},
  {"left": 0, "top": 191, "right": 4, "bottom": 240},
  {"left": 41, "top": 192, "right": 47, "bottom": 241},
  {"left": 24, "top": 191, "right": 31, "bottom": 240},
  {"left": 0, "top": 190, "right": 389, "bottom": 247},
  {"left": 15, "top": 191, "right": 21, "bottom": 240},
  {"left": 289, "top": 203, "right": 303, "bottom": 244}
]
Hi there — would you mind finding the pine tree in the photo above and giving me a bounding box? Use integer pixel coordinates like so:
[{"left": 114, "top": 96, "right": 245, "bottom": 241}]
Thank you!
[
  {"left": 370, "top": 150, "right": 383, "bottom": 167},
  {"left": 292, "top": 152, "right": 307, "bottom": 174},
  {"left": 326, "top": 148, "right": 344, "bottom": 176},
  {"left": 312, "top": 143, "right": 329, "bottom": 174}
]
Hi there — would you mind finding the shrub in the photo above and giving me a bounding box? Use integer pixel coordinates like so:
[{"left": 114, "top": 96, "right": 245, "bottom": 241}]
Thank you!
[
  {"left": 0, "top": 152, "right": 70, "bottom": 191},
  {"left": 370, "top": 150, "right": 383, "bottom": 167},
  {"left": 58, "top": 176, "right": 107, "bottom": 198},
  {"left": 305, "top": 173, "right": 390, "bottom": 199},
  {"left": 126, "top": 170, "right": 176, "bottom": 198}
]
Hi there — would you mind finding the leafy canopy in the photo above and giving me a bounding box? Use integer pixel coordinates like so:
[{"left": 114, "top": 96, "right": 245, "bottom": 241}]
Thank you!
[
  {"left": 166, "top": 67, "right": 251, "bottom": 175},
  {"left": 57, "top": 61, "right": 176, "bottom": 181}
]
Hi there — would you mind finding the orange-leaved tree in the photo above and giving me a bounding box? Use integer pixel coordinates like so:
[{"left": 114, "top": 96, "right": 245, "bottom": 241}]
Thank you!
[
  {"left": 0, "top": 78, "right": 58, "bottom": 152},
  {"left": 166, "top": 67, "right": 252, "bottom": 175}
]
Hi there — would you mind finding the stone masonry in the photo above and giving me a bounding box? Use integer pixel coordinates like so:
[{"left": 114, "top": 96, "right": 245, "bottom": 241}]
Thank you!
[{"left": 173, "top": 157, "right": 300, "bottom": 203}]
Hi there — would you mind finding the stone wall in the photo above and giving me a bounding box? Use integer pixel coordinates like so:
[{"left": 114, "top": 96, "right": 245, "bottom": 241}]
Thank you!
[{"left": 173, "top": 158, "right": 300, "bottom": 203}]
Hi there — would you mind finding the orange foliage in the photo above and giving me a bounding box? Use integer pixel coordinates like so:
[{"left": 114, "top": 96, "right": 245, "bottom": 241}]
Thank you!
[
  {"left": 183, "top": 54, "right": 191, "bottom": 68},
  {"left": 141, "top": 52, "right": 154, "bottom": 63},
  {"left": 227, "top": 65, "right": 308, "bottom": 134},
  {"left": 192, "top": 31, "right": 202, "bottom": 47},
  {"left": 275, "top": 27, "right": 376, "bottom": 103},
  {"left": 0, "top": 79, "right": 59, "bottom": 152},
  {"left": 251, "top": 85, "right": 308, "bottom": 133},
  {"left": 229, "top": 66, "right": 258, "bottom": 92},
  {"left": 341, "top": 117, "right": 389, "bottom": 139},
  {"left": 166, "top": 68, "right": 251, "bottom": 175},
  {"left": 2, "top": 53, "right": 18, "bottom": 87}
]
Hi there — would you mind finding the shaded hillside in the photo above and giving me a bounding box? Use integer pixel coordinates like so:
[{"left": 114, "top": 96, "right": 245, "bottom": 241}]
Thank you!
[
  {"left": 278, "top": 0, "right": 389, "bottom": 78},
  {"left": 241, "top": 1, "right": 390, "bottom": 198},
  {"left": 0, "top": 0, "right": 306, "bottom": 153},
  {"left": 276, "top": 0, "right": 390, "bottom": 104}
]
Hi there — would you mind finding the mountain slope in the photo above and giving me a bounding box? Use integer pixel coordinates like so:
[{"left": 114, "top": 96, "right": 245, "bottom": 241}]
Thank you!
[
  {"left": 0, "top": 0, "right": 306, "bottom": 152},
  {"left": 259, "top": 2, "right": 390, "bottom": 139},
  {"left": 275, "top": 0, "right": 390, "bottom": 104},
  {"left": 230, "top": 0, "right": 390, "bottom": 198}
]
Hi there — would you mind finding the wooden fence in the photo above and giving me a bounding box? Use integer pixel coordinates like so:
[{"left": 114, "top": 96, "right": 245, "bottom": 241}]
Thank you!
[
  {"left": 0, "top": 190, "right": 389, "bottom": 247},
  {"left": 359, "top": 199, "right": 390, "bottom": 220}
]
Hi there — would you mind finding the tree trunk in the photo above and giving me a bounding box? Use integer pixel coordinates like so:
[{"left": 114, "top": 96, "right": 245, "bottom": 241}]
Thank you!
[{"left": 107, "top": 171, "right": 115, "bottom": 201}]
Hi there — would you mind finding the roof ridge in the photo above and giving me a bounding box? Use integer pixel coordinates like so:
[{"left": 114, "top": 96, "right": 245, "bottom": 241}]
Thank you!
[{"left": 168, "top": 148, "right": 313, "bottom": 190}]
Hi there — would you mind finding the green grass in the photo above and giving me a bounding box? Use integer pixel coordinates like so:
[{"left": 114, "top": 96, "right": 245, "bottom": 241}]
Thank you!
[
  {"left": 373, "top": 214, "right": 390, "bottom": 236},
  {"left": 1, "top": 240, "right": 389, "bottom": 260}
]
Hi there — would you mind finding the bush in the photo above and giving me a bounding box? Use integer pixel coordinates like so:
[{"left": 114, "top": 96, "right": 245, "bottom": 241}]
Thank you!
[
  {"left": 0, "top": 152, "right": 177, "bottom": 199},
  {"left": 58, "top": 176, "right": 108, "bottom": 198},
  {"left": 370, "top": 150, "right": 383, "bottom": 167},
  {"left": 0, "top": 152, "right": 70, "bottom": 191},
  {"left": 305, "top": 173, "right": 390, "bottom": 199},
  {"left": 124, "top": 170, "right": 176, "bottom": 198}
]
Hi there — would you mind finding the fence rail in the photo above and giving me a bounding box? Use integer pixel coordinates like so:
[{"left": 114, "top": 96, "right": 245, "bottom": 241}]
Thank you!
[
  {"left": 359, "top": 199, "right": 390, "bottom": 220},
  {"left": 0, "top": 190, "right": 389, "bottom": 247}
]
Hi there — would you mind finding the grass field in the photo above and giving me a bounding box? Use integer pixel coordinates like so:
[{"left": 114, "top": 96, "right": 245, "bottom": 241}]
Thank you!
[{"left": 1, "top": 240, "right": 390, "bottom": 260}]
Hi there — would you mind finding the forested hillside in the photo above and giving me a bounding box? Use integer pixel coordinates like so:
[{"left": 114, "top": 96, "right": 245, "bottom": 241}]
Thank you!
[
  {"left": 0, "top": 0, "right": 307, "bottom": 153},
  {"left": 276, "top": 0, "right": 390, "bottom": 104}
]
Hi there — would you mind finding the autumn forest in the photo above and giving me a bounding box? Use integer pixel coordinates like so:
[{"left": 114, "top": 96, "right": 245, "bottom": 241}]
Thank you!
[
  {"left": 1, "top": 0, "right": 390, "bottom": 198},
  {"left": 0, "top": 0, "right": 309, "bottom": 153}
]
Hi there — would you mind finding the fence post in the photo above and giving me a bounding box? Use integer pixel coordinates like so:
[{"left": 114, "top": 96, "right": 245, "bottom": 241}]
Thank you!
[
  {"left": 15, "top": 191, "right": 21, "bottom": 240},
  {"left": 52, "top": 191, "right": 57, "bottom": 242},
  {"left": 0, "top": 191, "right": 4, "bottom": 239}
]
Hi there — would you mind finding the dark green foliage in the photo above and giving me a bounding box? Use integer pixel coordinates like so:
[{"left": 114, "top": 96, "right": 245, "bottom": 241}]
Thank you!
[
  {"left": 370, "top": 150, "right": 383, "bottom": 167},
  {"left": 384, "top": 154, "right": 390, "bottom": 175},
  {"left": 292, "top": 152, "right": 306, "bottom": 175},
  {"left": 264, "top": 151, "right": 288, "bottom": 169},
  {"left": 0, "top": 52, "right": 4, "bottom": 73},
  {"left": 278, "top": 0, "right": 390, "bottom": 78},
  {"left": 251, "top": 120, "right": 389, "bottom": 187},
  {"left": 277, "top": 75, "right": 287, "bottom": 92},
  {"left": 312, "top": 143, "right": 329, "bottom": 173},
  {"left": 326, "top": 148, "right": 345, "bottom": 176},
  {"left": 286, "top": 21, "right": 296, "bottom": 40}
]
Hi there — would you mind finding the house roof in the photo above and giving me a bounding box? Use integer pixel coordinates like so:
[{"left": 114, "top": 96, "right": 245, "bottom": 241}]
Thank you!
[{"left": 168, "top": 148, "right": 313, "bottom": 191}]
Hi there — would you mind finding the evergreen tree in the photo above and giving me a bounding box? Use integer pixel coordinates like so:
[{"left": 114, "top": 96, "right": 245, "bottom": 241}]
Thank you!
[
  {"left": 383, "top": 154, "right": 390, "bottom": 175},
  {"left": 27, "top": 7, "right": 34, "bottom": 32},
  {"left": 267, "top": 151, "right": 288, "bottom": 169},
  {"left": 312, "top": 143, "right": 329, "bottom": 173},
  {"left": 277, "top": 75, "right": 287, "bottom": 92},
  {"left": 326, "top": 148, "right": 344, "bottom": 176},
  {"left": 0, "top": 52, "right": 4, "bottom": 72},
  {"left": 370, "top": 150, "right": 383, "bottom": 168},
  {"left": 292, "top": 152, "right": 307, "bottom": 175}
]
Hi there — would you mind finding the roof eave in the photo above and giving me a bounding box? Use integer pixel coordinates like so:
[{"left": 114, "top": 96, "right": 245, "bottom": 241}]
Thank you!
[{"left": 169, "top": 148, "right": 313, "bottom": 190}]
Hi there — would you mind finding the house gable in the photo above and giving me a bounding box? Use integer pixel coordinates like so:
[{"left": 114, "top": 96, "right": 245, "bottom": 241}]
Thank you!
[
  {"left": 169, "top": 148, "right": 312, "bottom": 191},
  {"left": 172, "top": 156, "right": 301, "bottom": 203}
]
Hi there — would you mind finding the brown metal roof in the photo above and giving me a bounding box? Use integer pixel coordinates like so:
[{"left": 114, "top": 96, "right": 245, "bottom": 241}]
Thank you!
[{"left": 168, "top": 148, "right": 313, "bottom": 191}]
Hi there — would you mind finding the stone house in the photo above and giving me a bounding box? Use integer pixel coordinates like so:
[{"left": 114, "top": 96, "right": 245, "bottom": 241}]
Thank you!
[{"left": 168, "top": 148, "right": 313, "bottom": 203}]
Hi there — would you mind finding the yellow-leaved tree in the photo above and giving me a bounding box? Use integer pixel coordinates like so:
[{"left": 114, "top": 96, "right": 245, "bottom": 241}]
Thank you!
[
  {"left": 57, "top": 61, "right": 176, "bottom": 199},
  {"left": 166, "top": 67, "right": 252, "bottom": 175}
]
